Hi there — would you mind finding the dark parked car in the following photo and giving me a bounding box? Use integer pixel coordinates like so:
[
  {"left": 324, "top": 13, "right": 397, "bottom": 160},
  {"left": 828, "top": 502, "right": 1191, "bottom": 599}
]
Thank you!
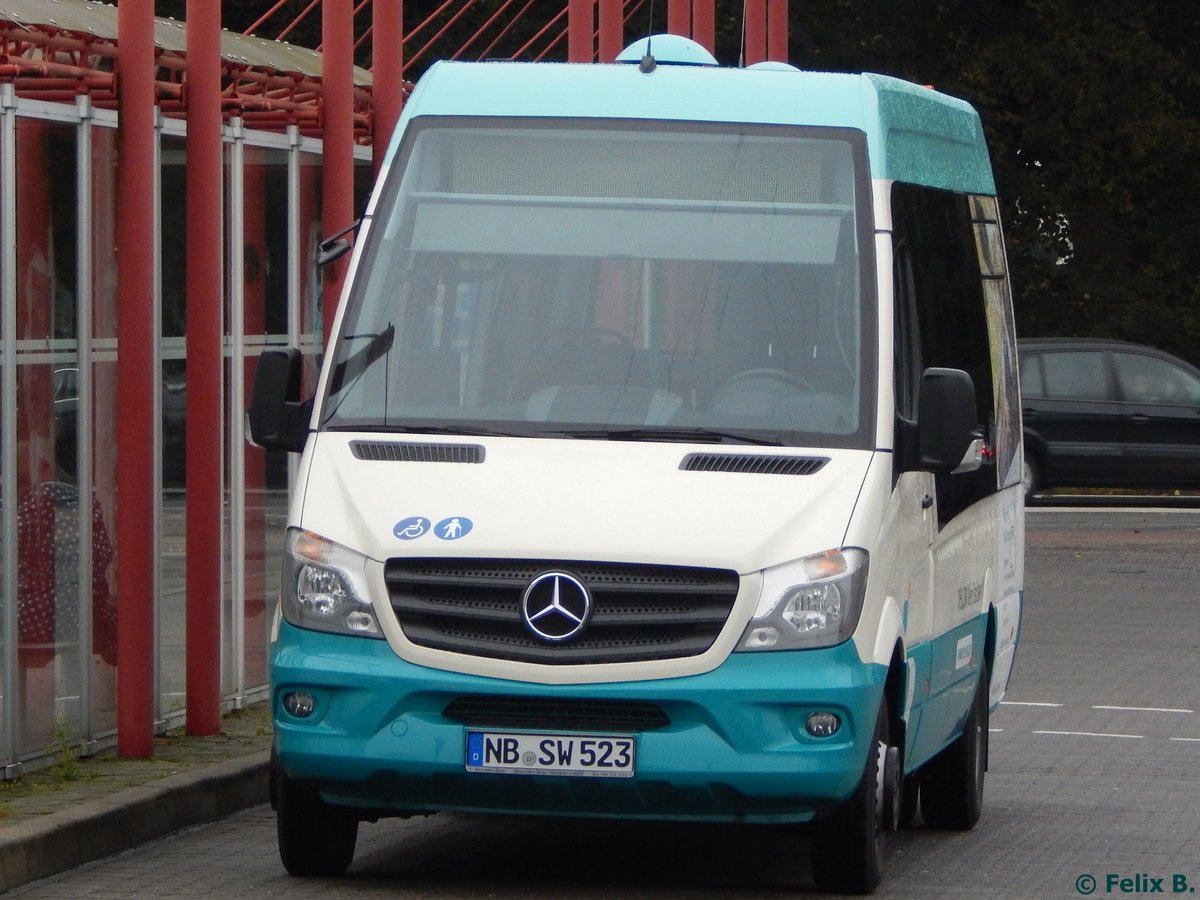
[{"left": 1018, "top": 338, "right": 1200, "bottom": 497}]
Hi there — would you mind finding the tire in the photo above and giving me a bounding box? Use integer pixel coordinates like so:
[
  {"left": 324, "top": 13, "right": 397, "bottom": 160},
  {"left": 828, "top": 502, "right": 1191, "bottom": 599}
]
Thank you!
[
  {"left": 811, "top": 704, "right": 890, "bottom": 894},
  {"left": 920, "top": 662, "right": 988, "bottom": 830},
  {"left": 274, "top": 762, "right": 359, "bottom": 877},
  {"left": 897, "top": 776, "right": 920, "bottom": 829},
  {"left": 1022, "top": 453, "right": 1041, "bottom": 501}
]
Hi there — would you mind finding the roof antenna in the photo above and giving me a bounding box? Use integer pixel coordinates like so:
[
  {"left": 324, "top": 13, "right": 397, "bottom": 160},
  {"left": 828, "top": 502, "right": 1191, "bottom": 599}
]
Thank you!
[{"left": 640, "top": 0, "right": 657, "bottom": 72}]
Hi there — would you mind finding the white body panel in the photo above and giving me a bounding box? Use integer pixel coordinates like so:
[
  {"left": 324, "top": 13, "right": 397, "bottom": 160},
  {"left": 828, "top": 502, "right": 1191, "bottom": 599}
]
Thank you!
[{"left": 293, "top": 432, "right": 878, "bottom": 684}]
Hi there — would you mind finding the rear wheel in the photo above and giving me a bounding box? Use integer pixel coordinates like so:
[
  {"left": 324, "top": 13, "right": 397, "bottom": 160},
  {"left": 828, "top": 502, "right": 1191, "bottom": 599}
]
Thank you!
[
  {"left": 897, "top": 776, "right": 920, "bottom": 829},
  {"left": 811, "top": 703, "right": 894, "bottom": 894},
  {"left": 1022, "top": 453, "right": 1042, "bottom": 500},
  {"left": 274, "top": 762, "right": 359, "bottom": 877},
  {"left": 920, "top": 662, "right": 988, "bottom": 830}
]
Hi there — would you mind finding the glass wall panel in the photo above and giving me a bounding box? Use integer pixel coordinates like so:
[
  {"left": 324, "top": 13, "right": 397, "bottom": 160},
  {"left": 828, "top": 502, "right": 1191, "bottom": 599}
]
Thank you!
[
  {"left": 0, "top": 105, "right": 10, "bottom": 760},
  {"left": 1, "top": 103, "right": 10, "bottom": 759},
  {"left": 14, "top": 117, "right": 82, "bottom": 755},
  {"left": 222, "top": 140, "right": 237, "bottom": 696},
  {"left": 160, "top": 134, "right": 188, "bottom": 714},
  {"left": 355, "top": 155, "right": 374, "bottom": 219},
  {"left": 89, "top": 123, "right": 120, "bottom": 734},
  {"left": 298, "top": 150, "right": 323, "bottom": 388},
  {"left": 241, "top": 144, "right": 290, "bottom": 690}
]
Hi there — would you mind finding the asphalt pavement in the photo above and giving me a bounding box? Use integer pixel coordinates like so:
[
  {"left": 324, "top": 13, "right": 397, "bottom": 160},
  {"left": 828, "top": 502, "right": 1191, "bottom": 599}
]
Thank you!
[{"left": 0, "top": 703, "right": 272, "bottom": 893}]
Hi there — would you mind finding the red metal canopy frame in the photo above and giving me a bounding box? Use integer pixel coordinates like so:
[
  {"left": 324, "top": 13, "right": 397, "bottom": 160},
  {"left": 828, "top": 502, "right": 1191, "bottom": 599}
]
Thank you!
[{"left": 0, "top": 15, "right": 372, "bottom": 139}]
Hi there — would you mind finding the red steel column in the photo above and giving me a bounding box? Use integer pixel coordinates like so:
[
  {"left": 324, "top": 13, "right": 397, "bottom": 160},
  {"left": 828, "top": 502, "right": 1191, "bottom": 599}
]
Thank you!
[
  {"left": 184, "top": 0, "right": 223, "bottom": 736},
  {"left": 115, "top": 0, "right": 156, "bottom": 758},
  {"left": 568, "top": 0, "right": 594, "bottom": 63},
  {"left": 744, "top": 0, "right": 767, "bottom": 65},
  {"left": 767, "top": 0, "right": 788, "bottom": 62},
  {"left": 692, "top": 0, "right": 715, "bottom": 54},
  {"left": 322, "top": 0, "right": 355, "bottom": 346},
  {"left": 598, "top": 0, "right": 622, "bottom": 63},
  {"left": 667, "top": 0, "right": 690, "bottom": 36},
  {"left": 372, "top": 0, "right": 404, "bottom": 175}
]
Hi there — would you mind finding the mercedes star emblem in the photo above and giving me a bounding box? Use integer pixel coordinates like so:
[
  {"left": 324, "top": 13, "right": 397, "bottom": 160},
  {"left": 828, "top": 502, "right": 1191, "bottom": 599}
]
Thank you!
[{"left": 521, "top": 571, "right": 593, "bottom": 642}]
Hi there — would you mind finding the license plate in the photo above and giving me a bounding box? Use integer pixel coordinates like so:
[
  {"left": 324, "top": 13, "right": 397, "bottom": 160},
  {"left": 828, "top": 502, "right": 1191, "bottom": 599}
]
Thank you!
[{"left": 466, "top": 731, "right": 636, "bottom": 778}]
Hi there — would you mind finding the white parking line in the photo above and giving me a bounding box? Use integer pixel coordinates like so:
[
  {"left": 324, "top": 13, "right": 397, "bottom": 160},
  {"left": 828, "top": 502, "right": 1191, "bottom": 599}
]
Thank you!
[
  {"left": 997, "top": 701, "right": 1197, "bottom": 742},
  {"left": 1000, "top": 701, "right": 1063, "bottom": 707}
]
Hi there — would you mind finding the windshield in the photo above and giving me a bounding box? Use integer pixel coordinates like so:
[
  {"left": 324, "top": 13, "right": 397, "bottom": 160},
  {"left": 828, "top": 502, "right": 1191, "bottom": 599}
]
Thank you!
[{"left": 321, "top": 118, "right": 875, "bottom": 447}]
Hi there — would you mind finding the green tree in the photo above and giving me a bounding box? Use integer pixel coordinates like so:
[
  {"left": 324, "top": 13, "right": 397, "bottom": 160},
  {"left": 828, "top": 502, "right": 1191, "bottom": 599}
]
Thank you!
[{"left": 786, "top": 0, "right": 1200, "bottom": 363}]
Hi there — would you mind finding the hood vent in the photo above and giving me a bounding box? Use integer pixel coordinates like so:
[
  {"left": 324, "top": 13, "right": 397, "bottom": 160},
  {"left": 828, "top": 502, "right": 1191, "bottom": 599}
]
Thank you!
[
  {"left": 681, "top": 453, "right": 828, "bottom": 476},
  {"left": 351, "top": 441, "right": 485, "bottom": 464}
]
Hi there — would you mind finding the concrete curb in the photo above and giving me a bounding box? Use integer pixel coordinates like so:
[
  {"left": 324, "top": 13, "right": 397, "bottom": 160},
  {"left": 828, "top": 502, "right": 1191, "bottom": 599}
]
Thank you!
[{"left": 0, "top": 750, "right": 270, "bottom": 893}]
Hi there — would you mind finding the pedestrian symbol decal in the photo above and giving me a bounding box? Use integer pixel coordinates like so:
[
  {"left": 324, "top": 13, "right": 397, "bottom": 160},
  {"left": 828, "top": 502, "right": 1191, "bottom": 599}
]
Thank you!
[{"left": 436, "top": 516, "right": 473, "bottom": 540}]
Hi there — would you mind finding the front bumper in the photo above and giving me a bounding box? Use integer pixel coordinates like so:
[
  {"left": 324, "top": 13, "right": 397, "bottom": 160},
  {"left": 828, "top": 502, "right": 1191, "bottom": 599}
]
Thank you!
[{"left": 271, "top": 622, "right": 887, "bottom": 824}]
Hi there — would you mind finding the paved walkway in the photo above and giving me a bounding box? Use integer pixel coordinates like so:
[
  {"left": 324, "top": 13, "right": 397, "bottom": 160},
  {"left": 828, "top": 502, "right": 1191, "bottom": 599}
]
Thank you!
[{"left": 0, "top": 704, "right": 273, "bottom": 892}]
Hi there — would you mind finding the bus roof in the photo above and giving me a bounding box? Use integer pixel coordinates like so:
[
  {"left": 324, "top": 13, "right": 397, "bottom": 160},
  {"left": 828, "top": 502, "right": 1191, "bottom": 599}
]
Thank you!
[{"left": 391, "top": 58, "right": 996, "bottom": 196}]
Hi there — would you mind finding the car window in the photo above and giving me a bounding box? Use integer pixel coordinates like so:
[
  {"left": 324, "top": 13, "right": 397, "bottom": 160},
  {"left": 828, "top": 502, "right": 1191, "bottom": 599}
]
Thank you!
[
  {"left": 1113, "top": 352, "right": 1200, "bottom": 405},
  {"left": 1019, "top": 353, "right": 1044, "bottom": 398},
  {"left": 1039, "top": 351, "right": 1109, "bottom": 401}
]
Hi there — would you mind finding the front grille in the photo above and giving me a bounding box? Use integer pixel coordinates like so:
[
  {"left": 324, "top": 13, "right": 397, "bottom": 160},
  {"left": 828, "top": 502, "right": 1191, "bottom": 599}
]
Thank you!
[
  {"left": 443, "top": 696, "right": 670, "bottom": 732},
  {"left": 385, "top": 558, "right": 740, "bottom": 664}
]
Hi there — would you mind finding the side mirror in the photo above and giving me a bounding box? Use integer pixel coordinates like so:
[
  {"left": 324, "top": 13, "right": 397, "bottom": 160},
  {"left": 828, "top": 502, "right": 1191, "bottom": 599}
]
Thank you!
[
  {"left": 248, "top": 348, "right": 311, "bottom": 453},
  {"left": 316, "top": 237, "right": 351, "bottom": 268},
  {"left": 316, "top": 219, "right": 360, "bottom": 268},
  {"left": 917, "top": 367, "right": 982, "bottom": 473}
]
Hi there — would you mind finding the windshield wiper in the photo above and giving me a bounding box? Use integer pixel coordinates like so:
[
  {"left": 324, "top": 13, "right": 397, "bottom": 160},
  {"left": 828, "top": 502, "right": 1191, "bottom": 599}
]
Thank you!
[
  {"left": 327, "top": 424, "right": 785, "bottom": 445},
  {"left": 553, "top": 427, "right": 785, "bottom": 446},
  {"left": 327, "top": 324, "right": 395, "bottom": 396},
  {"left": 331, "top": 423, "right": 532, "bottom": 438}
]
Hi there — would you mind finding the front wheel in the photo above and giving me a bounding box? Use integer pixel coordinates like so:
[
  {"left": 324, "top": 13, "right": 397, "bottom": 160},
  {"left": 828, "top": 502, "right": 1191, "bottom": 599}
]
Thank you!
[
  {"left": 920, "top": 662, "right": 988, "bottom": 830},
  {"left": 811, "top": 704, "right": 895, "bottom": 894},
  {"left": 274, "top": 762, "right": 359, "bottom": 877}
]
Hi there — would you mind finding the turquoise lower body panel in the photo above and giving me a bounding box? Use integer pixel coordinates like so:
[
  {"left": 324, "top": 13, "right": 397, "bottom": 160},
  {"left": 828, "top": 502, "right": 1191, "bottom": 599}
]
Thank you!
[
  {"left": 905, "top": 612, "right": 991, "bottom": 773},
  {"left": 271, "top": 622, "right": 887, "bottom": 824}
]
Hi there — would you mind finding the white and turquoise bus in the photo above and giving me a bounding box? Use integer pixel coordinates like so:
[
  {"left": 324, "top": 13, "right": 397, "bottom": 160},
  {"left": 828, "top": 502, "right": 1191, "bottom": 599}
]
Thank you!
[{"left": 251, "top": 35, "right": 1024, "bottom": 894}]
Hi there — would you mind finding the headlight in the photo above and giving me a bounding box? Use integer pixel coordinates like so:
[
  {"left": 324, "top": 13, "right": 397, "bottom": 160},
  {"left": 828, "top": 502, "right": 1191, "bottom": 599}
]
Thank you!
[
  {"left": 282, "top": 528, "right": 383, "bottom": 638},
  {"left": 737, "top": 548, "right": 869, "bottom": 651}
]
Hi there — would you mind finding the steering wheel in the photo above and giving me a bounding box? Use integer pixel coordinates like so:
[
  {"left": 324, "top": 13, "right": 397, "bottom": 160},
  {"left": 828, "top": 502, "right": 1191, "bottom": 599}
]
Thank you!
[
  {"left": 542, "top": 327, "right": 633, "bottom": 351},
  {"left": 718, "top": 368, "right": 814, "bottom": 393},
  {"left": 708, "top": 367, "right": 814, "bottom": 416}
]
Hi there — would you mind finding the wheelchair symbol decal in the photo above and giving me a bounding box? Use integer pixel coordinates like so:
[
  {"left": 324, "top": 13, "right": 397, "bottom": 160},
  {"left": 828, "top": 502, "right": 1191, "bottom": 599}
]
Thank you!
[{"left": 393, "top": 516, "right": 431, "bottom": 540}]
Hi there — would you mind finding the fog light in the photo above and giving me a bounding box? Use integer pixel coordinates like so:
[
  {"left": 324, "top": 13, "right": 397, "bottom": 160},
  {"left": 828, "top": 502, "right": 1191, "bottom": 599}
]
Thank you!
[
  {"left": 344, "top": 610, "right": 380, "bottom": 634},
  {"left": 806, "top": 711, "right": 841, "bottom": 737},
  {"left": 283, "top": 691, "right": 316, "bottom": 718},
  {"left": 743, "top": 626, "right": 781, "bottom": 649}
]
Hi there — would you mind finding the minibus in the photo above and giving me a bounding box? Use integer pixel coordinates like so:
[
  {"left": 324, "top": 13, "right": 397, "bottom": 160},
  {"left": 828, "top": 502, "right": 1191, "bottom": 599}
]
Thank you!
[{"left": 251, "top": 34, "right": 1024, "bottom": 893}]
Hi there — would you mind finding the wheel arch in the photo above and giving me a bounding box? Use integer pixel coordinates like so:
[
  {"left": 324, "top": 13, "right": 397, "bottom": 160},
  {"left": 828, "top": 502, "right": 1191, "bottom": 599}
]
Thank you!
[
  {"left": 983, "top": 603, "right": 999, "bottom": 704},
  {"left": 883, "top": 639, "right": 908, "bottom": 768}
]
